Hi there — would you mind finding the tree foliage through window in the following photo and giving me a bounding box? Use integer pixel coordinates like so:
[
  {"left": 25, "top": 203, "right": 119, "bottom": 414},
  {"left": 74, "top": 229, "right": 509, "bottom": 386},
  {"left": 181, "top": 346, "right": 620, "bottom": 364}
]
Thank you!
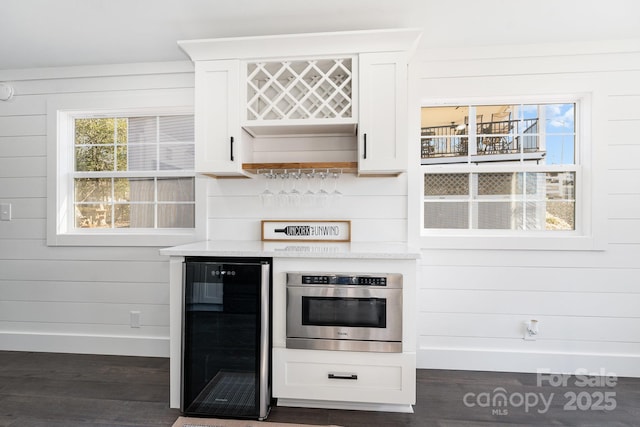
[{"left": 73, "top": 115, "right": 195, "bottom": 229}]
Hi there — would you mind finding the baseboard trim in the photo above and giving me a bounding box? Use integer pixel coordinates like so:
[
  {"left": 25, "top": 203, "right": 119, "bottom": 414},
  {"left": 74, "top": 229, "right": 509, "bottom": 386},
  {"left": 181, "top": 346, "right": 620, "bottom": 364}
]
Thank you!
[
  {"left": 418, "top": 347, "right": 640, "bottom": 377},
  {"left": 0, "top": 332, "right": 169, "bottom": 358}
]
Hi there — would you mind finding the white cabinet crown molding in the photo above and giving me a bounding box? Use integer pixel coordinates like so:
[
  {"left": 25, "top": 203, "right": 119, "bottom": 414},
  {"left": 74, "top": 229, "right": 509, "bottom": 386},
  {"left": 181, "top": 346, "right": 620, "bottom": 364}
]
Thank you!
[{"left": 178, "top": 28, "right": 422, "bottom": 61}]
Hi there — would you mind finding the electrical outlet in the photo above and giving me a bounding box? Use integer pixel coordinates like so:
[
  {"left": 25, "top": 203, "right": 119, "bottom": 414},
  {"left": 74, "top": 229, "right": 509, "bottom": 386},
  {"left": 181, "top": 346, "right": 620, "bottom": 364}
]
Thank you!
[
  {"left": 0, "top": 203, "right": 11, "bottom": 221},
  {"left": 524, "top": 319, "right": 539, "bottom": 341},
  {"left": 130, "top": 311, "right": 141, "bottom": 328}
]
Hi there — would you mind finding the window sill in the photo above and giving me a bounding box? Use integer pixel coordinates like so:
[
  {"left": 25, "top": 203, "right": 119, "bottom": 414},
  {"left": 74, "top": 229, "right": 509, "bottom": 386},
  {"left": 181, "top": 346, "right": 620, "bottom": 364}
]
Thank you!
[
  {"left": 47, "top": 230, "right": 201, "bottom": 247},
  {"left": 419, "top": 233, "right": 605, "bottom": 252}
]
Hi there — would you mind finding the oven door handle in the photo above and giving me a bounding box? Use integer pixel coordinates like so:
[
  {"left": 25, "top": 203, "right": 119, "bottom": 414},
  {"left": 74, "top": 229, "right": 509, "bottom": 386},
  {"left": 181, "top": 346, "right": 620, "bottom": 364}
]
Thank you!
[{"left": 328, "top": 372, "right": 358, "bottom": 380}]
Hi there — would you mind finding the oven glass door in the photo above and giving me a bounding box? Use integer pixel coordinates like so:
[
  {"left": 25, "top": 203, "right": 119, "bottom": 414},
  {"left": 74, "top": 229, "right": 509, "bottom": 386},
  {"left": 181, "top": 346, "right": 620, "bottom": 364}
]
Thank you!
[
  {"left": 287, "top": 287, "right": 401, "bottom": 342},
  {"left": 302, "top": 296, "right": 386, "bottom": 328}
]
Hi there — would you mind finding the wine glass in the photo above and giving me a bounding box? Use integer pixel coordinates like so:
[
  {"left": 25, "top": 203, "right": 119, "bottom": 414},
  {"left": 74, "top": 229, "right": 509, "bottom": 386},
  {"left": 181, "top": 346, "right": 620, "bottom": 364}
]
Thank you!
[
  {"left": 329, "top": 168, "right": 343, "bottom": 205},
  {"left": 288, "top": 170, "right": 302, "bottom": 207},
  {"left": 302, "top": 170, "right": 315, "bottom": 208},
  {"left": 276, "top": 170, "right": 290, "bottom": 208},
  {"left": 259, "top": 170, "right": 275, "bottom": 207},
  {"left": 316, "top": 170, "right": 330, "bottom": 208}
]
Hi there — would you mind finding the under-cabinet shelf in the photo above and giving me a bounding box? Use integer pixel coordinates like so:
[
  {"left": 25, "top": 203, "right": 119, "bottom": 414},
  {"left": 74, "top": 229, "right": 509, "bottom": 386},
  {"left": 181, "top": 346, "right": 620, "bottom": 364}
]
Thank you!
[
  {"left": 242, "top": 122, "right": 357, "bottom": 138},
  {"left": 242, "top": 162, "right": 358, "bottom": 174}
]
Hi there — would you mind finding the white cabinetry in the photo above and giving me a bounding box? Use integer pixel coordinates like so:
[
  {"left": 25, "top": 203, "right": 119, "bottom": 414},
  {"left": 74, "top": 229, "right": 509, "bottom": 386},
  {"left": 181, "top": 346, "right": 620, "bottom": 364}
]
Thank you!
[
  {"left": 273, "top": 348, "right": 415, "bottom": 412},
  {"left": 161, "top": 243, "right": 420, "bottom": 411},
  {"left": 194, "top": 60, "right": 248, "bottom": 176},
  {"left": 179, "top": 29, "right": 421, "bottom": 177},
  {"left": 358, "top": 52, "right": 409, "bottom": 175},
  {"left": 270, "top": 255, "right": 418, "bottom": 413}
]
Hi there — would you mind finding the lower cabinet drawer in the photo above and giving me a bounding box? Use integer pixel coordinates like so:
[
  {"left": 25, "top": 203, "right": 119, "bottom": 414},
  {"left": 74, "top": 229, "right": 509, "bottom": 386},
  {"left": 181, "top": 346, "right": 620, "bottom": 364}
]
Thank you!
[
  {"left": 285, "top": 361, "right": 402, "bottom": 391},
  {"left": 273, "top": 348, "right": 415, "bottom": 405}
]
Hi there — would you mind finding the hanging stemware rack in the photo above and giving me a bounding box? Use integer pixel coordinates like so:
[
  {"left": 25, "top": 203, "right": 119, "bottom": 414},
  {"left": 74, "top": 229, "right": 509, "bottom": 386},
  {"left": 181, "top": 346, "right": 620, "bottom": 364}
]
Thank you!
[{"left": 242, "top": 161, "right": 357, "bottom": 175}]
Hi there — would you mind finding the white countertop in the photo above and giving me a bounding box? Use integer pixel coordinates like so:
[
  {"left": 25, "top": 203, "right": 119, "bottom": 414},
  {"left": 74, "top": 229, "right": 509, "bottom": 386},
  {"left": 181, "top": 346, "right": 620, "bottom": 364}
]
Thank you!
[{"left": 159, "top": 240, "right": 421, "bottom": 259}]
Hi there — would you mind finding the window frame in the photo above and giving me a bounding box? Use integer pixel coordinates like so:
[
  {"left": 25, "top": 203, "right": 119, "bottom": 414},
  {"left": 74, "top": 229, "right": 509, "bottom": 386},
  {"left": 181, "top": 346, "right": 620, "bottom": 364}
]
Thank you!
[
  {"left": 415, "top": 93, "right": 601, "bottom": 251},
  {"left": 47, "top": 92, "right": 206, "bottom": 246}
]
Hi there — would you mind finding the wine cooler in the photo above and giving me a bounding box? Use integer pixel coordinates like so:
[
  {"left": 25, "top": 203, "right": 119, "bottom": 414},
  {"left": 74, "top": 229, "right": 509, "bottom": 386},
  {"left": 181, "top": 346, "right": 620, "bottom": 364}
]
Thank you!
[{"left": 182, "top": 257, "right": 272, "bottom": 420}]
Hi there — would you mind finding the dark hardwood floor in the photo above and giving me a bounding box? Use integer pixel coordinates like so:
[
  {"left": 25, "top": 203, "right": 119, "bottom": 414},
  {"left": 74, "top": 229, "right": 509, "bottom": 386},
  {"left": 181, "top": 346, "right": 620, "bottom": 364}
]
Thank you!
[{"left": 0, "top": 351, "right": 638, "bottom": 426}]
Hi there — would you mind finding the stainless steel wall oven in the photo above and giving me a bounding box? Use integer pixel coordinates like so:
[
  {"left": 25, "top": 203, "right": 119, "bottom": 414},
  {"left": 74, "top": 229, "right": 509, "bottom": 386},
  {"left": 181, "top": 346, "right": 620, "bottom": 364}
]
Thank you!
[{"left": 286, "top": 272, "right": 402, "bottom": 353}]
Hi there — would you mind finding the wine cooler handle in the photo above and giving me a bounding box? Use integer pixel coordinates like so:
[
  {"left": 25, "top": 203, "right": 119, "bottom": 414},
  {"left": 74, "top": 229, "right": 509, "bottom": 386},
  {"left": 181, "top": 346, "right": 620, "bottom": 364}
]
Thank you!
[
  {"left": 363, "top": 133, "right": 367, "bottom": 159},
  {"left": 259, "top": 263, "right": 271, "bottom": 417},
  {"left": 328, "top": 372, "right": 358, "bottom": 380},
  {"left": 230, "top": 136, "right": 234, "bottom": 161}
]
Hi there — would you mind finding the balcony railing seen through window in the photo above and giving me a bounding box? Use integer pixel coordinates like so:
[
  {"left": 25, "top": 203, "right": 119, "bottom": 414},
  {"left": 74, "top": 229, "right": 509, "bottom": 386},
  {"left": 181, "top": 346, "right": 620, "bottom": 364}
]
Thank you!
[{"left": 420, "top": 104, "right": 574, "bottom": 165}]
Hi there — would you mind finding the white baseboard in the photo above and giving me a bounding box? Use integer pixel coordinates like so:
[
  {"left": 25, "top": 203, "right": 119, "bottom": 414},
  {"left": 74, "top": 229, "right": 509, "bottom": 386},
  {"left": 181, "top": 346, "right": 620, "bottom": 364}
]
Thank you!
[
  {"left": 0, "top": 332, "right": 169, "bottom": 358},
  {"left": 418, "top": 347, "right": 640, "bottom": 377}
]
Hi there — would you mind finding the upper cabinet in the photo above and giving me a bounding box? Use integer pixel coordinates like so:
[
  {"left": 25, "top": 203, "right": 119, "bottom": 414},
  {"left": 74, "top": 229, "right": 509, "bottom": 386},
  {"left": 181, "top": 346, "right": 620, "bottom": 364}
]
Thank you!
[
  {"left": 358, "top": 52, "right": 408, "bottom": 175},
  {"left": 178, "top": 29, "right": 421, "bottom": 177},
  {"left": 194, "top": 60, "right": 243, "bottom": 176}
]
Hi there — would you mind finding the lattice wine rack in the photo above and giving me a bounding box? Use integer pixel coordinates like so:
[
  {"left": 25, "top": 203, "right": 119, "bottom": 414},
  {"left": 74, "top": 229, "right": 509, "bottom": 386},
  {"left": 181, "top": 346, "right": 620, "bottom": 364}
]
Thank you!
[{"left": 246, "top": 58, "right": 353, "bottom": 122}]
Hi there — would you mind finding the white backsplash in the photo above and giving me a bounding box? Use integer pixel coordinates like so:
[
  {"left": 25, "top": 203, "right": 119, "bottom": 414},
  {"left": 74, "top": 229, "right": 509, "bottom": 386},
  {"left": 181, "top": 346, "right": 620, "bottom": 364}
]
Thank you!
[{"left": 206, "top": 172, "right": 408, "bottom": 242}]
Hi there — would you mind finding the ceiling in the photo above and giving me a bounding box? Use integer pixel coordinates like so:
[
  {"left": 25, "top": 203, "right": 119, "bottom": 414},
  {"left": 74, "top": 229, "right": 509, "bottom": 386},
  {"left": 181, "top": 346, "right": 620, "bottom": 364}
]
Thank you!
[{"left": 2, "top": 0, "right": 639, "bottom": 70}]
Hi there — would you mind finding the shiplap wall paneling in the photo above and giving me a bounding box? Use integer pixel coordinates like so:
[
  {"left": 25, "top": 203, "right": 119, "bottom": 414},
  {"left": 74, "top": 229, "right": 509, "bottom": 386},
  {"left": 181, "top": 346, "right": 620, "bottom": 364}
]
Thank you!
[
  {"left": 0, "top": 63, "right": 193, "bottom": 357},
  {"left": 421, "top": 244, "right": 640, "bottom": 269},
  {"left": 207, "top": 173, "right": 409, "bottom": 242},
  {"left": 418, "top": 265, "right": 640, "bottom": 292},
  {"left": 414, "top": 46, "right": 640, "bottom": 376}
]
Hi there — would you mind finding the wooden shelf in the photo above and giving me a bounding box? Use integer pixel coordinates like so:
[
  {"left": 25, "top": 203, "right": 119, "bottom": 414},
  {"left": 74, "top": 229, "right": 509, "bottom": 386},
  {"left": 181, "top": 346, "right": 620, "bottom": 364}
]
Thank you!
[
  {"left": 242, "top": 122, "right": 357, "bottom": 138},
  {"left": 242, "top": 162, "right": 357, "bottom": 174}
]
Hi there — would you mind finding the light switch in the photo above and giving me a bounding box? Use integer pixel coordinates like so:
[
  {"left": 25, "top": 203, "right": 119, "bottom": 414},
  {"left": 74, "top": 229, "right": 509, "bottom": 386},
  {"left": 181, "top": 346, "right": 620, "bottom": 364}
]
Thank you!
[{"left": 0, "top": 203, "right": 10, "bottom": 221}]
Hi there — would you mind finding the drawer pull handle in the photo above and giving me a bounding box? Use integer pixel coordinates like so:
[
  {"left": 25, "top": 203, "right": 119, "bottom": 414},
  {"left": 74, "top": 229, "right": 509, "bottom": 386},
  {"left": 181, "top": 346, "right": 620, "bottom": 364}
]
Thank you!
[{"left": 328, "top": 372, "right": 358, "bottom": 380}]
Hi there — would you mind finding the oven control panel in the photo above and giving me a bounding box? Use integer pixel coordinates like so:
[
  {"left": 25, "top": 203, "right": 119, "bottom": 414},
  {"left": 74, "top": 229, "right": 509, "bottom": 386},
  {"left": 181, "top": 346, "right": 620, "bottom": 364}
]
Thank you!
[
  {"left": 301, "top": 275, "right": 386, "bottom": 286},
  {"left": 288, "top": 272, "right": 402, "bottom": 288}
]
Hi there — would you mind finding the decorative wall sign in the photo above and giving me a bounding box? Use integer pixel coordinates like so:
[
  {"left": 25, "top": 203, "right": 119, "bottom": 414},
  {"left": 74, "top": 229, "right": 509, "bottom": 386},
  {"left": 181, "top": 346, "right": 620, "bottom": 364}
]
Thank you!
[{"left": 261, "top": 220, "right": 351, "bottom": 242}]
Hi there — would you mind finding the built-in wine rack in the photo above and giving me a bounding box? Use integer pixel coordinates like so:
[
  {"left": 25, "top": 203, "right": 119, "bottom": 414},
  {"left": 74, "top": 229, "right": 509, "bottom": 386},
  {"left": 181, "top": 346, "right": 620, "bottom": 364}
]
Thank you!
[{"left": 245, "top": 58, "right": 353, "bottom": 121}]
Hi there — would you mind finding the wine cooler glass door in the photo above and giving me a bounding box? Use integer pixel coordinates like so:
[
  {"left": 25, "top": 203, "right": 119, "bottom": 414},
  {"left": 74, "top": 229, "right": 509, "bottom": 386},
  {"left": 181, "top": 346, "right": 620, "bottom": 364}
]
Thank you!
[{"left": 182, "top": 258, "right": 271, "bottom": 420}]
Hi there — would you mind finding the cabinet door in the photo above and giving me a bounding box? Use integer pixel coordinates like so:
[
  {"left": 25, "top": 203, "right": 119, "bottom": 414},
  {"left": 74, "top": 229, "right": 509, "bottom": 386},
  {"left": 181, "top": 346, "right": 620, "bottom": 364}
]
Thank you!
[
  {"left": 358, "top": 52, "right": 408, "bottom": 175},
  {"left": 194, "top": 60, "right": 247, "bottom": 176}
]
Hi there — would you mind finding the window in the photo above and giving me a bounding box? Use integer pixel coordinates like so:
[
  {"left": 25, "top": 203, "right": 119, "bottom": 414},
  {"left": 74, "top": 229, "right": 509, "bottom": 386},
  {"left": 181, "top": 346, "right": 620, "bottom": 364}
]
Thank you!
[
  {"left": 419, "top": 99, "right": 590, "bottom": 248},
  {"left": 73, "top": 115, "right": 195, "bottom": 229},
  {"left": 47, "top": 94, "right": 204, "bottom": 246}
]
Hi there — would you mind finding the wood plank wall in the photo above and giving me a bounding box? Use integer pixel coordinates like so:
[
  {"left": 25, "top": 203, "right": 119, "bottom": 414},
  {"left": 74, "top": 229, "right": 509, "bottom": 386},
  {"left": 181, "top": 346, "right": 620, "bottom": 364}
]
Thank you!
[
  {"left": 0, "top": 60, "right": 409, "bottom": 357},
  {"left": 206, "top": 173, "right": 408, "bottom": 242},
  {"left": 0, "top": 62, "right": 195, "bottom": 356},
  {"left": 1, "top": 40, "right": 639, "bottom": 379},
  {"left": 412, "top": 44, "right": 640, "bottom": 376}
]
